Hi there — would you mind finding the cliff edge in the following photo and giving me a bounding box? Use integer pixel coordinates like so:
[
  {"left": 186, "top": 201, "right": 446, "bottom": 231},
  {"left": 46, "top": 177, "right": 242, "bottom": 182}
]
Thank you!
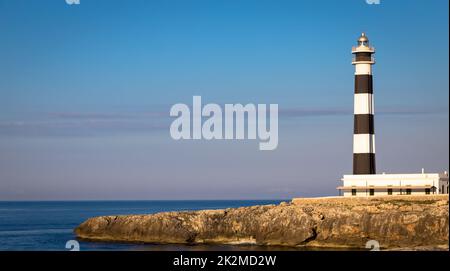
[{"left": 75, "top": 195, "right": 449, "bottom": 250}]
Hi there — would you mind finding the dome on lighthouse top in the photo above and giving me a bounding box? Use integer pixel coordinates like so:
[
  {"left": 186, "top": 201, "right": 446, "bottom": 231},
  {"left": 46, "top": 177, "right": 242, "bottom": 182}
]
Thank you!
[
  {"left": 358, "top": 33, "right": 369, "bottom": 42},
  {"left": 352, "top": 32, "right": 375, "bottom": 54},
  {"left": 357, "top": 33, "right": 369, "bottom": 46}
]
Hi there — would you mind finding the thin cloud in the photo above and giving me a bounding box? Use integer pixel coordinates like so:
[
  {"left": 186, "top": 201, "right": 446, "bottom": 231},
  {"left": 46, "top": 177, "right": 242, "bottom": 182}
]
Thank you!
[
  {"left": 279, "top": 108, "right": 350, "bottom": 117},
  {"left": 49, "top": 111, "right": 167, "bottom": 120},
  {"left": 279, "top": 106, "right": 448, "bottom": 118},
  {"left": 0, "top": 111, "right": 169, "bottom": 137},
  {"left": 0, "top": 105, "right": 446, "bottom": 137}
]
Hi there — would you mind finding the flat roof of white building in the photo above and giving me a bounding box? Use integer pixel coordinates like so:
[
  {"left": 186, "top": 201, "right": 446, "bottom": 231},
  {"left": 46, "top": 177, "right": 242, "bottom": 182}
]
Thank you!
[
  {"left": 338, "top": 171, "right": 448, "bottom": 191},
  {"left": 341, "top": 171, "right": 448, "bottom": 181}
]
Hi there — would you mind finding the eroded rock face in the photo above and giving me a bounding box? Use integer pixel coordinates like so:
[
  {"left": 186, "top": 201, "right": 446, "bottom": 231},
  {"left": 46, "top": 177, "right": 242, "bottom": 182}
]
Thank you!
[{"left": 75, "top": 195, "right": 449, "bottom": 249}]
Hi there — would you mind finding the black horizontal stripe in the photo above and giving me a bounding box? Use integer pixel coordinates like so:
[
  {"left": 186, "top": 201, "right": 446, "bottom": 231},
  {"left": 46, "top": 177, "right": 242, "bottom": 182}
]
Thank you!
[
  {"left": 354, "top": 52, "right": 372, "bottom": 62},
  {"left": 354, "top": 114, "right": 374, "bottom": 134},
  {"left": 354, "top": 75, "right": 373, "bottom": 94},
  {"left": 353, "top": 153, "right": 376, "bottom": 175}
]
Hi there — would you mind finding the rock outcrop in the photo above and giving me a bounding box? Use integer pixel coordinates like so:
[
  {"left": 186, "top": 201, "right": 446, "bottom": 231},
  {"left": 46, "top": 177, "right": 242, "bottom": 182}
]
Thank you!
[{"left": 75, "top": 195, "right": 449, "bottom": 250}]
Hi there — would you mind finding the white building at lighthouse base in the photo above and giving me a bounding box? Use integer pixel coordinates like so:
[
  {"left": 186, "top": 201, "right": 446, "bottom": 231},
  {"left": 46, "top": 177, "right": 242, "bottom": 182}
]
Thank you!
[{"left": 337, "top": 170, "right": 449, "bottom": 197}]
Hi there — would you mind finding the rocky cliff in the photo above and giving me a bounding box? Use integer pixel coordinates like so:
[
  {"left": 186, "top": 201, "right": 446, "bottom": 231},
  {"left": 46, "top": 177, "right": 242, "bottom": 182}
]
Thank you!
[{"left": 75, "top": 195, "right": 449, "bottom": 250}]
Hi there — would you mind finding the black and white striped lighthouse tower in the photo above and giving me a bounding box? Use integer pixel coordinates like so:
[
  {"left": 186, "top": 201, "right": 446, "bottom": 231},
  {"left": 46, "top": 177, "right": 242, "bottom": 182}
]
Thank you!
[{"left": 352, "top": 33, "right": 376, "bottom": 174}]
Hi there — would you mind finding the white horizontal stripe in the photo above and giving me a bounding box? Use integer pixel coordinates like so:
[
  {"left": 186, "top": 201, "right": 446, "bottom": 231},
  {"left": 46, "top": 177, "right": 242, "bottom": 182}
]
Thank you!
[
  {"left": 353, "top": 134, "right": 375, "bottom": 154},
  {"left": 355, "top": 64, "right": 372, "bottom": 75},
  {"left": 354, "top": 93, "right": 374, "bottom": 115}
]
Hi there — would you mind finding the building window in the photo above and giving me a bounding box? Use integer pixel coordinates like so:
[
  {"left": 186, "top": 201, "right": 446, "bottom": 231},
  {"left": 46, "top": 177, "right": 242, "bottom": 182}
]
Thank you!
[
  {"left": 425, "top": 188, "right": 430, "bottom": 195},
  {"left": 387, "top": 188, "right": 393, "bottom": 195},
  {"left": 369, "top": 189, "right": 374, "bottom": 196},
  {"left": 351, "top": 189, "right": 356, "bottom": 196},
  {"left": 443, "top": 185, "right": 445, "bottom": 194},
  {"left": 406, "top": 189, "right": 411, "bottom": 195}
]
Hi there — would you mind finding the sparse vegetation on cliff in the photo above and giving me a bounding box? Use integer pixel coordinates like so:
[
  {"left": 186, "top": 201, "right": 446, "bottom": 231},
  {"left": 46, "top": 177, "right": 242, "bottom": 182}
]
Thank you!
[{"left": 75, "top": 195, "right": 449, "bottom": 250}]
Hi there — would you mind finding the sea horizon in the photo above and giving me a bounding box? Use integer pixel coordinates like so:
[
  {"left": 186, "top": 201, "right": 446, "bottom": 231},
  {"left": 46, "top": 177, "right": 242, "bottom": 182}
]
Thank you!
[
  {"left": 0, "top": 199, "right": 301, "bottom": 251},
  {"left": 0, "top": 199, "right": 290, "bottom": 202}
]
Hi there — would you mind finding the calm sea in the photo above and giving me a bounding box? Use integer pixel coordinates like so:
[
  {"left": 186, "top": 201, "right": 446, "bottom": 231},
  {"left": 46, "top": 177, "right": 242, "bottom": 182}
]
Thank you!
[{"left": 0, "top": 200, "right": 311, "bottom": 251}]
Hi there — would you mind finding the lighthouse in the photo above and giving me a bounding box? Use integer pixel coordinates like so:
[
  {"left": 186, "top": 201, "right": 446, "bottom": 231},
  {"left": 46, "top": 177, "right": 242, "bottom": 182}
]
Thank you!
[
  {"left": 336, "top": 33, "right": 449, "bottom": 197},
  {"left": 352, "top": 33, "right": 376, "bottom": 175}
]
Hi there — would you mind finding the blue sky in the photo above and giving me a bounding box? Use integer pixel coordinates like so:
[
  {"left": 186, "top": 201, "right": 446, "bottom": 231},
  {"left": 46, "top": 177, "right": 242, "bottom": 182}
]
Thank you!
[{"left": 0, "top": 0, "right": 448, "bottom": 200}]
